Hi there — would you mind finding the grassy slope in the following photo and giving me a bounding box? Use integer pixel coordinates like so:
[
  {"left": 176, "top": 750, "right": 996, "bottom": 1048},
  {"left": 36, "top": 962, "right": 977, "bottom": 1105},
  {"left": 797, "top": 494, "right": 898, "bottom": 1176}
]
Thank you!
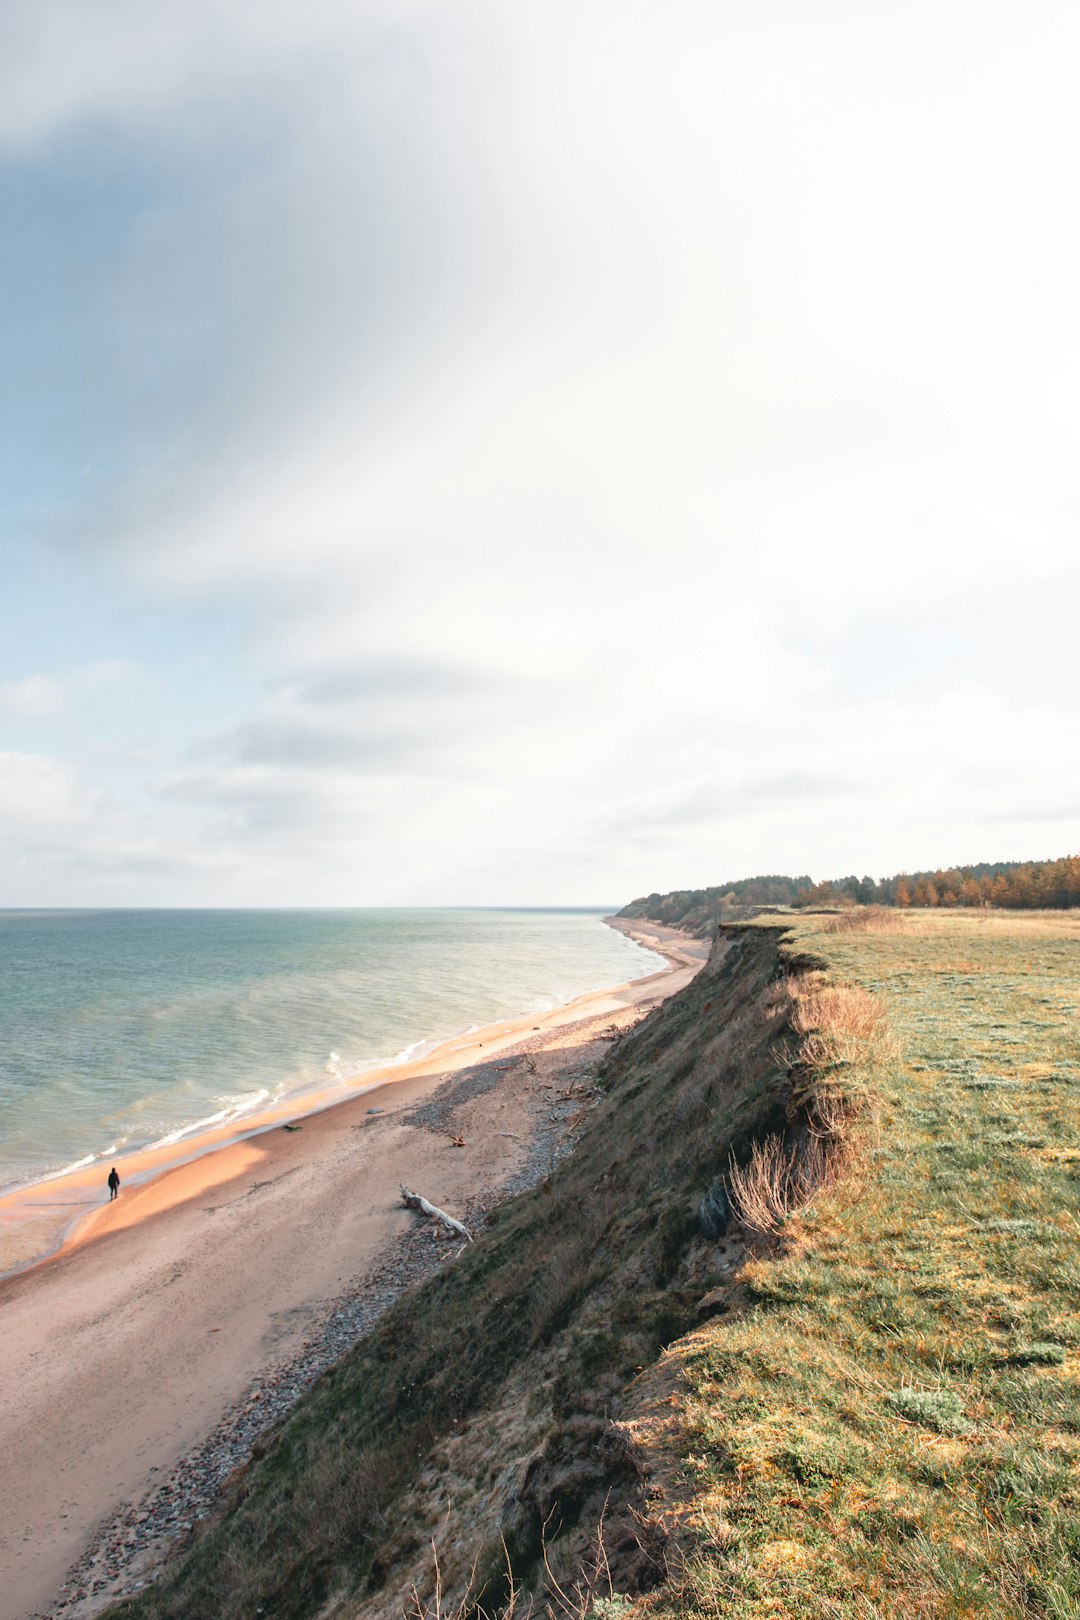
[
  {"left": 107, "top": 926, "right": 801, "bottom": 1620},
  {"left": 639, "top": 910, "right": 1080, "bottom": 1619},
  {"left": 106, "top": 909, "right": 1079, "bottom": 1620}
]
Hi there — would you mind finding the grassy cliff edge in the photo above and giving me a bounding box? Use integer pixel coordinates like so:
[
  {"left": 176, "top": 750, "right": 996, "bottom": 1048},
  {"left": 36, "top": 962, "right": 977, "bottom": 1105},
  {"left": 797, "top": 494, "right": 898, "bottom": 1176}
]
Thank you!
[{"left": 107, "top": 909, "right": 1080, "bottom": 1620}]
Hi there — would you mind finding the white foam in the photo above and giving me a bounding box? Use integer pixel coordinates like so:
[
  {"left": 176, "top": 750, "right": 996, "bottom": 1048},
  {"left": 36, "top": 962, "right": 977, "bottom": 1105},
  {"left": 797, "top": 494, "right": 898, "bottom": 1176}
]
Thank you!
[
  {"left": 2, "top": 911, "right": 671, "bottom": 1204},
  {"left": 145, "top": 1088, "right": 271, "bottom": 1151},
  {"left": 328, "top": 1033, "right": 439, "bottom": 1088},
  {"left": 0, "top": 1140, "right": 126, "bottom": 1198},
  {"left": 48, "top": 1152, "right": 100, "bottom": 1177},
  {"left": 391, "top": 1036, "right": 434, "bottom": 1064}
]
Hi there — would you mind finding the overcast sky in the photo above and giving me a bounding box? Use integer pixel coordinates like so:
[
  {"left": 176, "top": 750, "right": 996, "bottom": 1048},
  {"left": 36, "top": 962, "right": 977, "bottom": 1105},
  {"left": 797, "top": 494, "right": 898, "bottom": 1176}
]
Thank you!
[{"left": 1, "top": 0, "right": 1077, "bottom": 906}]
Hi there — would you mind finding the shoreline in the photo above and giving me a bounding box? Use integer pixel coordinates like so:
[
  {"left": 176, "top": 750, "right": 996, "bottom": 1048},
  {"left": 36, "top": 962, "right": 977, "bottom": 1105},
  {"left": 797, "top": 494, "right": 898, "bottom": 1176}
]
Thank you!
[
  {"left": 0, "top": 918, "right": 693, "bottom": 1283},
  {"left": 0, "top": 915, "right": 706, "bottom": 1620},
  {"left": 0, "top": 915, "right": 669, "bottom": 1207}
]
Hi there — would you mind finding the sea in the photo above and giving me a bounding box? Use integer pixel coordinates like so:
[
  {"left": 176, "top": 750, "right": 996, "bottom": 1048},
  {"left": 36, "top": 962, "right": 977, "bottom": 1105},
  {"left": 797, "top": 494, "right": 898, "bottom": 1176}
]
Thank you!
[{"left": 0, "top": 907, "right": 662, "bottom": 1195}]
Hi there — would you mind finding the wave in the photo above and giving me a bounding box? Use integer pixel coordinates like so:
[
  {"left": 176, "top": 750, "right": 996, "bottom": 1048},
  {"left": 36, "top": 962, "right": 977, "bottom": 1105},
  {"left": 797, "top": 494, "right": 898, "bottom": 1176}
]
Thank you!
[
  {"left": 1, "top": 910, "right": 661, "bottom": 1197},
  {"left": 0, "top": 1138, "right": 128, "bottom": 1198},
  {"left": 42, "top": 1143, "right": 122, "bottom": 1180},
  {"left": 143, "top": 1088, "right": 274, "bottom": 1152}
]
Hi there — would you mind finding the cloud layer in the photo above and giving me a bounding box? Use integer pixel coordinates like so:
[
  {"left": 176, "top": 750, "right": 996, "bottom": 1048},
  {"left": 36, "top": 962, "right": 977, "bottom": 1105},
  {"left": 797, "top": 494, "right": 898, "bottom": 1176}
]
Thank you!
[{"left": 2, "top": 0, "right": 1078, "bottom": 904}]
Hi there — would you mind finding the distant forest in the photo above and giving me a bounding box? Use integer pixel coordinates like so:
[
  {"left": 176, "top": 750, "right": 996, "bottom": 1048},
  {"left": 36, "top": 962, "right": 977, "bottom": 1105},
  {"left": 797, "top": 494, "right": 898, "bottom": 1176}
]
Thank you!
[
  {"left": 618, "top": 854, "right": 1079, "bottom": 935},
  {"left": 794, "top": 854, "right": 1080, "bottom": 911},
  {"left": 618, "top": 874, "right": 812, "bottom": 935}
]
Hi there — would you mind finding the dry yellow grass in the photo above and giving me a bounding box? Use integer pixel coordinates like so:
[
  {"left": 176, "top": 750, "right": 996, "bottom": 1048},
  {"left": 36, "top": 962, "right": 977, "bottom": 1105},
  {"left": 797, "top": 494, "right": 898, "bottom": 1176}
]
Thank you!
[
  {"left": 726, "top": 977, "right": 894, "bottom": 1236},
  {"left": 820, "top": 907, "right": 908, "bottom": 934},
  {"left": 726, "top": 1130, "right": 850, "bottom": 1237},
  {"left": 791, "top": 979, "right": 900, "bottom": 1081}
]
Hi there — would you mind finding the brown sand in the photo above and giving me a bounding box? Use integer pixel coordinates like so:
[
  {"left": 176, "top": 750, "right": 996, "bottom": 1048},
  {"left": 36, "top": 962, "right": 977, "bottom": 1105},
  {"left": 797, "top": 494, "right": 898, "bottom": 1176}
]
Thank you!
[{"left": 0, "top": 920, "right": 704, "bottom": 1620}]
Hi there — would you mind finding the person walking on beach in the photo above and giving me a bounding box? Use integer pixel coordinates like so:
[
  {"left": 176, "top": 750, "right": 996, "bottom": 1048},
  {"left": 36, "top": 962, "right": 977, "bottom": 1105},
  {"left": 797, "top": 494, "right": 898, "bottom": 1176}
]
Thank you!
[{"left": 107, "top": 1166, "right": 120, "bottom": 1201}]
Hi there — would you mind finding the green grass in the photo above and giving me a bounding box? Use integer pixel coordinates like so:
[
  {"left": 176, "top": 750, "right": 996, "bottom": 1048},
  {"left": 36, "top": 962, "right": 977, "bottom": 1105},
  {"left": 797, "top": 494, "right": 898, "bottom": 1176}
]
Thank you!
[{"left": 646, "top": 910, "right": 1080, "bottom": 1620}]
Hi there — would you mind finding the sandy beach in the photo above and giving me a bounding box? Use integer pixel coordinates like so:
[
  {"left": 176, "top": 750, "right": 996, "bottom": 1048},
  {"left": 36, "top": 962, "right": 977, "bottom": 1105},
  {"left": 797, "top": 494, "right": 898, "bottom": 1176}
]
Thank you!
[{"left": 0, "top": 919, "right": 705, "bottom": 1620}]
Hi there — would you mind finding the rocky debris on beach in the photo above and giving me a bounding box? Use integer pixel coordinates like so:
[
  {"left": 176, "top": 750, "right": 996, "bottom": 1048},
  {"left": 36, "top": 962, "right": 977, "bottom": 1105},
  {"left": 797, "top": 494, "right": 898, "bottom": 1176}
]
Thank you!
[{"left": 39, "top": 1027, "right": 618, "bottom": 1620}]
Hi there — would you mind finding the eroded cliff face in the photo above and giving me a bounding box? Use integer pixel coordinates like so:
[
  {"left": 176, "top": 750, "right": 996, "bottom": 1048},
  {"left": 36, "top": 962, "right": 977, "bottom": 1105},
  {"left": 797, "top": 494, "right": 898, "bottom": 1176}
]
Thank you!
[
  {"left": 344, "top": 928, "right": 800, "bottom": 1618},
  {"left": 110, "top": 927, "right": 799, "bottom": 1620}
]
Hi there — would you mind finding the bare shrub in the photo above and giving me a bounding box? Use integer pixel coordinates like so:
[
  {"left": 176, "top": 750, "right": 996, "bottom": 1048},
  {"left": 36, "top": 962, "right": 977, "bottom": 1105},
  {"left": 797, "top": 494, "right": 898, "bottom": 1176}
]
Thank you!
[
  {"left": 406, "top": 1512, "right": 631, "bottom": 1620},
  {"left": 728, "top": 976, "right": 899, "bottom": 1234},
  {"left": 726, "top": 1130, "right": 850, "bottom": 1237},
  {"left": 406, "top": 1539, "right": 521, "bottom": 1620},
  {"left": 541, "top": 1499, "right": 635, "bottom": 1620}
]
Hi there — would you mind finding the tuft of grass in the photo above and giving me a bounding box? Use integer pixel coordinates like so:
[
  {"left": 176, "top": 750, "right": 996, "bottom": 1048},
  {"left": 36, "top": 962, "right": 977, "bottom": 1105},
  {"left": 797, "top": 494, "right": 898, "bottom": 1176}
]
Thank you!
[
  {"left": 726, "top": 1132, "right": 834, "bottom": 1235},
  {"left": 1006, "top": 1342, "right": 1067, "bottom": 1367},
  {"left": 590, "top": 1598, "right": 633, "bottom": 1620},
  {"left": 726, "top": 975, "right": 895, "bottom": 1236},
  {"left": 886, "top": 1387, "right": 971, "bottom": 1435},
  {"left": 820, "top": 907, "right": 908, "bottom": 935},
  {"left": 792, "top": 977, "right": 900, "bottom": 1064}
]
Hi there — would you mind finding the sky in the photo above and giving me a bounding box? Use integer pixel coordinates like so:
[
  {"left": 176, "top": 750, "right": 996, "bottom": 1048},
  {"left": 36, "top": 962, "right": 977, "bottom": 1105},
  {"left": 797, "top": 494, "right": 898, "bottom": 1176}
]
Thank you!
[{"left": 1, "top": 0, "right": 1078, "bottom": 907}]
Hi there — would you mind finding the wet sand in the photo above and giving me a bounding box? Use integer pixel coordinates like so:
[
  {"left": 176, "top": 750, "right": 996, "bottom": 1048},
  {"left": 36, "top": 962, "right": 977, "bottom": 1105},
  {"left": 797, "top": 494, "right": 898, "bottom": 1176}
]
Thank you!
[{"left": 0, "top": 920, "right": 705, "bottom": 1620}]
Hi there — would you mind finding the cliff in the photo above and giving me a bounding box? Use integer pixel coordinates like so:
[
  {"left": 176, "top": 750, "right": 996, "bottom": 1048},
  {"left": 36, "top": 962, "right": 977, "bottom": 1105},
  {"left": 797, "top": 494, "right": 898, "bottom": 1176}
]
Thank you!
[
  {"left": 108, "top": 907, "right": 1080, "bottom": 1620},
  {"left": 108, "top": 924, "right": 800, "bottom": 1619}
]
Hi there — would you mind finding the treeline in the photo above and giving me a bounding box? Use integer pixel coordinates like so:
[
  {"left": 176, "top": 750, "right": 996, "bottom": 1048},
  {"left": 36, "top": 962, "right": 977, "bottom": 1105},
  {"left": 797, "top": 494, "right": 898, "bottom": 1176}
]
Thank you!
[
  {"left": 793, "top": 854, "right": 1080, "bottom": 911},
  {"left": 619, "top": 854, "right": 1080, "bottom": 934},
  {"left": 618, "top": 874, "right": 812, "bottom": 935}
]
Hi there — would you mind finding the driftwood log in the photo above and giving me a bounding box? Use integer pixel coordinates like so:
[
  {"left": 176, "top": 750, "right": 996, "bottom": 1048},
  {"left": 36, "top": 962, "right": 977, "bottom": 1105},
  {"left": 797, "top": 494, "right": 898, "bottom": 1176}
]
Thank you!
[{"left": 400, "top": 1186, "right": 472, "bottom": 1241}]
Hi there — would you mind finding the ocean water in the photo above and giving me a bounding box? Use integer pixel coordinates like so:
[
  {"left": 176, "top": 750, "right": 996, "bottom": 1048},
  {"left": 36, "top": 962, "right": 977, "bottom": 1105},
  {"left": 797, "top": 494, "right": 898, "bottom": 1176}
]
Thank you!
[{"left": 0, "top": 908, "right": 661, "bottom": 1193}]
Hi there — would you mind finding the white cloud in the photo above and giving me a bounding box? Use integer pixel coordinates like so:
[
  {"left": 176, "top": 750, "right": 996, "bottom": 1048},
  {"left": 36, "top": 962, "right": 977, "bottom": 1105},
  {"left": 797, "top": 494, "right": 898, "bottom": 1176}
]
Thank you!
[
  {"left": 0, "top": 675, "right": 66, "bottom": 718},
  {"left": 2, "top": 1, "right": 1079, "bottom": 902},
  {"left": 0, "top": 661, "right": 132, "bottom": 720},
  {"left": 0, "top": 751, "right": 92, "bottom": 827}
]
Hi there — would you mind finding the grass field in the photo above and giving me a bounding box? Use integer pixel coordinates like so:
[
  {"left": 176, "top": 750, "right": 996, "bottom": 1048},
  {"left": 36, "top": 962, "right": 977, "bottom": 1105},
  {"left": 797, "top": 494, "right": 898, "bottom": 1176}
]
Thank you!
[{"left": 641, "top": 909, "right": 1080, "bottom": 1620}]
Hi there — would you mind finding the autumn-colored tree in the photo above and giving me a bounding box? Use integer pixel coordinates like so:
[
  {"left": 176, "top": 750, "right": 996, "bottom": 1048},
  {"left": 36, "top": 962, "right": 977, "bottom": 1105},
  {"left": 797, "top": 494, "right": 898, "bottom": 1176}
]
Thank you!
[
  {"left": 657, "top": 854, "right": 1079, "bottom": 927},
  {"left": 793, "top": 881, "right": 838, "bottom": 909},
  {"left": 792, "top": 854, "right": 1078, "bottom": 915}
]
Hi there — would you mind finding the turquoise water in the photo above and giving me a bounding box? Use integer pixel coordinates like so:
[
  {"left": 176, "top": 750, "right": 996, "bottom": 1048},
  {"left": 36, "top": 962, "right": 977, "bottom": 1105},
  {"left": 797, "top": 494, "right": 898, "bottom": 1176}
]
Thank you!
[{"left": 0, "top": 909, "right": 660, "bottom": 1192}]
